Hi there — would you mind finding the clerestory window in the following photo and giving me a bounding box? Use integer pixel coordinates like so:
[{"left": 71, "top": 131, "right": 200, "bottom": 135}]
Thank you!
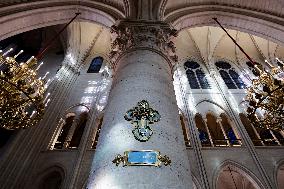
[
  {"left": 215, "top": 61, "right": 245, "bottom": 89},
  {"left": 184, "top": 61, "right": 210, "bottom": 89},
  {"left": 87, "top": 56, "right": 103, "bottom": 73}
]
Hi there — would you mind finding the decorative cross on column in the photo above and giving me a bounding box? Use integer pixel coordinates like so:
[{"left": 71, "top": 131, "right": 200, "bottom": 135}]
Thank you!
[{"left": 124, "top": 100, "right": 161, "bottom": 142}]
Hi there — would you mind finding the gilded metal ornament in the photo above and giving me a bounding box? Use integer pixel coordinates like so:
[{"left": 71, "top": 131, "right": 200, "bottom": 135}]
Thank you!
[
  {"left": 0, "top": 51, "right": 45, "bottom": 130},
  {"left": 245, "top": 66, "right": 284, "bottom": 130},
  {"left": 158, "top": 154, "right": 171, "bottom": 166},
  {"left": 112, "top": 154, "right": 126, "bottom": 166},
  {"left": 213, "top": 17, "right": 284, "bottom": 131},
  {"left": 112, "top": 150, "right": 171, "bottom": 167},
  {"left": 124, "top": 100, "right": 161, "bottom": 142}
]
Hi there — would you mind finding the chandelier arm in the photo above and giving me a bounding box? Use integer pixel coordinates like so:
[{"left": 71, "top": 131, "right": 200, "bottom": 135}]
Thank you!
[
  {"left": 0, "top": 76, "right": 43, "bottom": 112},
  {"left": 256, "top": 86, "right": 282, "bottom": 107}
]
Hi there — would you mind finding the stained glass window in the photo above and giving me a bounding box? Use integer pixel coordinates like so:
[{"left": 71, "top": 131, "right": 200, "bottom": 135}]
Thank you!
[
  {"left": 215, "top": 61, "right": 245, "bottom": 89},
  {"left": 87, "top": 56, "right": 103, "bottom": 73},
  {"left": 198, "top": 129, "right": 209, "bottom": 143},
  {"left": 184, "top": 61, "right": 210, "bottom": 89}
]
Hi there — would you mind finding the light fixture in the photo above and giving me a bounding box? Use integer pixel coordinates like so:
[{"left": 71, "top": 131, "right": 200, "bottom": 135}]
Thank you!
[
  {"left": 213, "top": 18, "right": 284, "bottom": 131},
  {"left": 245, "top": 61, "right": 283, "bottom": 130},
  {"left": 0, "top": 51, "right": 45, "bottom": 130},
  {"left": 0, "top": 13, "right": 80, "bottom": 130}
]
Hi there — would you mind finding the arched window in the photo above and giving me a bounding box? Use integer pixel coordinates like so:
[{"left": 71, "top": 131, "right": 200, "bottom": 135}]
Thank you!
[
  {"left": 184, "top": 61, "right": 210, "bottom": 89},
  {"left": 194, "top": 114, "right": 212, "bottom": 147},
  {"left": 38, "top": 171, "right": 63, "bottom": 189},
  {"left": 92, "top": 116, "right": 104, "bottom": 149},
  {"left": 69, "top": 113, "right": 88, "bottom": 148},
  {"left": 239, "top": 113, "right": 263, "bottom": 146},
  {"left": 277, "top": 163, "right": 284, "bottom": 189},
  {"left": 206, "top": 114, "right": 227, "bottom": 146},
  {"left": 239, "top": 113, "right": 282, "bottom": 146},
  {"left": 180, "top": 115, "right": 191, "bottom": 147},
  {"left": 53, "top": 114, "right": 75, "bottom": 150},
  {"left": 272, "top": 130, "right": 284, "bottom": 145},
  {"left": 220, "top": 114, "right": 241, "bottom": 146},
  {"left": 37, "top": 166, "right": 64, "bottom": 189},
  {"left": 87, "top": 56, "right": 103, "bottom": 73},
  {"left": 215, "top": 61, "right": 245, "bottom": 89},
  {"left": 258, "top": 129, "right": 278, "bottom": 146}
]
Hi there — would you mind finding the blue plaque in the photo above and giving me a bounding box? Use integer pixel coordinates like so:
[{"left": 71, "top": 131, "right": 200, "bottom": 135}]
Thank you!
[
  {"left": 112, "top": 150, "right": 171, "bottom": 167},
  {"left": 125, "top": 150, "right": 160, "bottom": 166}
]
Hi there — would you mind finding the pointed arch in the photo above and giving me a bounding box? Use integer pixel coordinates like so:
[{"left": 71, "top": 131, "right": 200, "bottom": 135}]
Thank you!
[
  {"left": 184, "top": 60, "right": 211, "bottom": 89},
  {"left": 206, "top": 112, "right": 227, "bottom": 146},
  {"left": 69, "top": 112, "right": 89, "bottom": 148},
  {"left": 220, "top": 113, "right": 241, "bottom": 146},
  {"left": 215, "top": 61, "right": 246, "bottom": 89},
  {"left": 192, "top": 174, "right": 202, "bottom": 189},
  {"left": 214, "top": 160, "right": 265, "bottom": 189},
  {"left": 194, "top": 113, "right": 212, "bottom": 147},
  {"left": 195, "top": 99, "right": 230, "bottom": 116},
  {"left": 275, "top": 160, "right": 284, "bottom": 189},
  {"left": 52, "top": 113, "right": 76, "bottom": 150},
  {"left": 87, "top": 56, "right": 104, "bottom": 73},
  {"left": 239, "top": 113, "right": 281, "bottom": 146},
  {"left": 36, "top": 165, "right": 65, "bottom": 189}
]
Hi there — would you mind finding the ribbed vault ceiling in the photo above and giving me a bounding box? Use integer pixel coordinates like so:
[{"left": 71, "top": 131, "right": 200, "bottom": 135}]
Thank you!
[
  {"left": 176, "top": 26, "right": 284, "bottom": 66},
  {"left": 165, "top": 0, "right": 284, "bottom": 17}
]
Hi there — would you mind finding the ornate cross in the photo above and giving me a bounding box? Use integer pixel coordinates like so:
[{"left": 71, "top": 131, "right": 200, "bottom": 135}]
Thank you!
[{"left": 124, "top": 100, "right": 161, "bottom": 142}]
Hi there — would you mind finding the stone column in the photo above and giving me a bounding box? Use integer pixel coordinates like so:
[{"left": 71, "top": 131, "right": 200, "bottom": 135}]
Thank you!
[{"left": 87, "top": 21, "right": 193, "bottom": 189}]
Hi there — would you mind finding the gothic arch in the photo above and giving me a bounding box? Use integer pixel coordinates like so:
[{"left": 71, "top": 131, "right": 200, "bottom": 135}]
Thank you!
[
  {"left": 275, "top": 160, "right": 284, "bottom": 189},
  {"left": 0, "top": 2, "right": 119, "bottom": 41},
  {"left": 195, "top": 99, "right": 230, "bottom": 116},
  {"left": 166, "top": 8, "right": 284, "bottom": 46},
  {"left": 214, "top": 59, "right": 246, "bottom": 89},
  {"left": 192, "top": 174, "right": 202, "bottom": 189},
  {"left": 178, "top": 56, "right": 210, "bottom": 72},
  {"left": 213, "top": 160, "right": 265, "bottom": 189},
  {"left": 213, "top": 57, "right": 245, "bottom": 73},
  {"left": 157, "top": 0, "right": 168, "bottom": 21},
  {"left": 64, "top": 103, "right": 90, "bottom": 115},
  {"left": 35, "top": 165, "right": 66, "bottom": 189},
  {"left": 84, "top": 53, "right": 113, "bottom": 74}
]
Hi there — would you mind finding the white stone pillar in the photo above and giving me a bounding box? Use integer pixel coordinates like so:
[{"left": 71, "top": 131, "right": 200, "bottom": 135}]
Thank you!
[{"left": 87, "top": 21, "right": 193, "bottom": 189}]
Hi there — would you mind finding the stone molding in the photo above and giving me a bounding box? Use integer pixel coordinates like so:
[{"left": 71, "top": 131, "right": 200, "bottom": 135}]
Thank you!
[{"left": 109, "top": 20, "right": 178, "bottom": 66}]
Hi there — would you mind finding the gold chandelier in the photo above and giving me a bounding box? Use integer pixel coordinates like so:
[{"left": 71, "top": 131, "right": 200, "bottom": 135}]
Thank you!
[
  {"left": 213, "top": 18, "right": 284, "bottom": 131},
  {"left": 246, "top": 62, "right": 284, "bottom": 130},
  {"left": 0, "top": 50, "right": 45, "bottom": 130},
  {"left": 0, "top": 13, "right": 80, "bottom": 130}
]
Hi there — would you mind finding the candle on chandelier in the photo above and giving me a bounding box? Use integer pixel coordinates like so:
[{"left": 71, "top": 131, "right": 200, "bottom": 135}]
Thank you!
[
  {"left": 43, "top": 93, "right": 50, "bottom": 103},
  {"left": 14, "top": 50, "right": 24, "bottom": 59},
  {"left": 45, "top": 99, "right": 51, "bottom": 107},
  {"left": 265, "top": 60, "right": 274, "bottom": 68},
  {"left": 42, "top": 72, "right": 50, "bottom": 80},
  {"left": 3, "top": 48, "right": 13, "bottom": 56},
  {"left": 276, "top": 57, "right": 284, "bottom": 65},
  {"left": 30, "top": 110, "right": 36, "bottom": 118},
  {"left": 36, "top": 62, "right": 44, "bottom": 71},
  {"left": 254, "top": 65, "right": 262, "bottom": 73},
  {"left": 26, "top": 56, "right": 35, "bottom": 66}
]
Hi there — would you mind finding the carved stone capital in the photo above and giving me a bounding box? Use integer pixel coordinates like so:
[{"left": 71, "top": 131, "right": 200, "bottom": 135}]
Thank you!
[{"left": 110, "top": 20, "right": 178, "bottom": 65}]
